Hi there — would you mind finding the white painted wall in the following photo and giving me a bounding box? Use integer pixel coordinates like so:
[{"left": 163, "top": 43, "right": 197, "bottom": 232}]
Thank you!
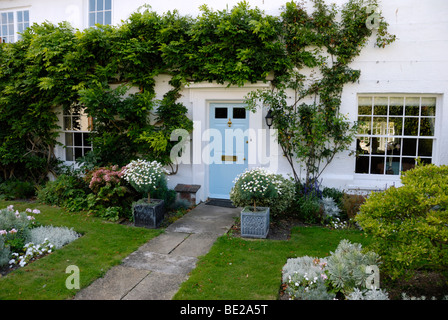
[{"left": 2, "top": 0, "right": 447, "bottom": 199}]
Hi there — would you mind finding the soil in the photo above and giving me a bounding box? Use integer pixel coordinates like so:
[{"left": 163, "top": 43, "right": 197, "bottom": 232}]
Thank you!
[{"left": 228, "top": 217, "right": 307, "bottom": 240}]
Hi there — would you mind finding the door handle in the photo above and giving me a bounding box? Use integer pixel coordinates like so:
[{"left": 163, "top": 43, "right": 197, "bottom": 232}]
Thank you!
[{"left": 227, "top": 118, "right": 232, "bottom": 127}]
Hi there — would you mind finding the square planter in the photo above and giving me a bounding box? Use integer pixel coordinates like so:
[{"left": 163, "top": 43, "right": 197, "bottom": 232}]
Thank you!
[
  {"left": 240, "top": 206, "right": 270, "bottom": 239},
  {"left": 132, "top": 199, "right": 165, "bottom": 228}
]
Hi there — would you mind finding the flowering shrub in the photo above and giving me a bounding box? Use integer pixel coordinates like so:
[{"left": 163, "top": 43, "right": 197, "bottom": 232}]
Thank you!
[
  {"left": 230, "top": 168, "right": 294, "bottom": 215},
  {"left": 282, "top": 256, "right": 335, "bottom": 300},
  {"left": 122, "top": 159, "right": 169, "bottom": 202},
  {"left": 86, "top": 165, "right": 125, "bottom": 193},
  {"left": 0, "top": 205, "right": 41, "bottom": 268}
]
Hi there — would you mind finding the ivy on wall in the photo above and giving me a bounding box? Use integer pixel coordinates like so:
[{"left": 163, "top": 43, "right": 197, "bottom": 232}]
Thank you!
[{"left": 0, "top": 0, "right": 395, "bottom": 182}]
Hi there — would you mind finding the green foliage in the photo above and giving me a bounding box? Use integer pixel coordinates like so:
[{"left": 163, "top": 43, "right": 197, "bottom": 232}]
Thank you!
[
  {"left": 36, "top": 174, "right": 88, "bottom": 207},
  {"left": 0, "top": 179, "right": 36, "bottom": 200},
  {"left": 245, "top": 0, "right": 395, "bottom": 186},
  {"left": 355, "top": 164, "right": 448, "bottom": 280},
  {"left": 230, "top": 168, "right": 294, "bottom": 217},
  {"left": 0, "top": 0, "right": 394, "bottom": 189}
]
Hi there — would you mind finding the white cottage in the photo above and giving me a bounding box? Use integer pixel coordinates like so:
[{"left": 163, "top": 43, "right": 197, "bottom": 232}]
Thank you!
[{"left": 1, "top": 0, "right": 447, "bottom": 202}]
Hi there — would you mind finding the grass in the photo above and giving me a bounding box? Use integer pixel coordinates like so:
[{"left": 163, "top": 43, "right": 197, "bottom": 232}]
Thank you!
[
  {"left": 173, "top": 226, "right": 371, "bottom": 300},
  {"left": 0, "top": 200, "right": 162, "bottom": 300}
]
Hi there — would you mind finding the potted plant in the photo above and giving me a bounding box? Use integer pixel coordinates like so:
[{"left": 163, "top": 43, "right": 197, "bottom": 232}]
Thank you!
[
  {"left": 123, "top": 159, "right": 169, "bottom": 228},
  {"left": 230, "top": 167, "right": 281, "bottom": 238}
]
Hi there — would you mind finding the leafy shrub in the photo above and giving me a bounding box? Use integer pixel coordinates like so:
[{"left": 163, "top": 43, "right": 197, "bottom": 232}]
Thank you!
[
  {"left": 36, "top": 174, "right": 88, "bottom": 207},
  {"left": 28, "top": 226, "right": 79, "bottom": 249},
  {"left": 355, "top": 164, "right": 448, "bottom": 280},
  {"left": 0, "top": 179, "right": 35, "bottom": 200},
  {"left": 294, "top": 194, "right": 322, "bottom": 223},
  {"left": 230, "top": 168, "right": 294, "bottom": 218},
  {"left": 0, "top": 235, "right": 10, "bottom": 267},
  {"left": 342, "top": 193, "right": 366, "bottom": 220}
]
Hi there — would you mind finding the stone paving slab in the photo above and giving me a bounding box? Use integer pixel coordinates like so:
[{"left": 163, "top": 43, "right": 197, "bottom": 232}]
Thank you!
[
  {"left": 137, "top": 231, "right": 190, "bottom": 254},
  {"left": 122, "top": 272, "right": 189, "bottom": 300},
  {"left": 74, "top": 265, "right": 150, "bottom": 300},
  {"left": 73, "top": 202, "right": 240, "bottom": 300},
  {"left": 122, "top": 251, "right": 198, "bottom": 275}
]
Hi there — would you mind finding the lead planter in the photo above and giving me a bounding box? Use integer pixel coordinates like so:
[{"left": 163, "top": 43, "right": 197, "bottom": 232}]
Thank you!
[
  {"left": 132, "top": 199, "right": 165, "bottom": 228},
  {"left": 240, "top": 206, "right": 270, "bottom": 239}
]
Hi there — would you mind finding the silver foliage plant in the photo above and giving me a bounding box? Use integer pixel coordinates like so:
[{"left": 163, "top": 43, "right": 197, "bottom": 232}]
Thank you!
[
  {"left": 28, "top": 226, "right": 80, "bottom": 249},
  {"left": 282, "top": 239, "right": 386, "bottom": 300}
]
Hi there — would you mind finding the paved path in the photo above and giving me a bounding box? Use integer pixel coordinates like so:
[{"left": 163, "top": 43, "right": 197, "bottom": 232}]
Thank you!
[{"left": 74, "top": 202, "right": 239, "bottom": 300}]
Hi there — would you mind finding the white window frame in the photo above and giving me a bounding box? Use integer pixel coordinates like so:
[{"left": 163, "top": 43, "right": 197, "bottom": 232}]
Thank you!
[
  {"left": 63, "top": 107, "right": 93, "bottom": 162},
  {"left": 355, "top": 94, "right": 438, "bottom": 177},
  {"left": 88, "top": 0, "right": 112, "bottom": 27},
  {"left": 0, "top": 9, "right": 30, "bottom": 43}
]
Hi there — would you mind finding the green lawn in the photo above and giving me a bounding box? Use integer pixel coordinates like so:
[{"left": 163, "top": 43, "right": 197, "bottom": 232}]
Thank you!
[
  {"left": 0, "top": 200, "right": 162, "bottom": 300},
  {"left": 173, "top": 226, "right": 371, "bottom": 300}
]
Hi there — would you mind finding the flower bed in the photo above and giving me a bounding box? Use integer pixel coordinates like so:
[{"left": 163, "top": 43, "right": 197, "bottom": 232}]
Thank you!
[{"left": 0, "top": 205, "right": 80, "bottom": 276}]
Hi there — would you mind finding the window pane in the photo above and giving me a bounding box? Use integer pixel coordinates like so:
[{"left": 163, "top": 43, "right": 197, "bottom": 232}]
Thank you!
[
  {"left": 419, "top": 158, "right": 432, "bottom": 166},
  {"left": 405, "top": 97, "right": 420, "bottom": 116},
  {"left": 97, "top": 0, "right": 104, "bottom": 11},
  {"left": 17, "top": 11, "right": 22, "bottom": 23},
  {"left": 418, "top": 139, "right": 433, "bottom": 157},
  {"left": 358, "top": 97, "right": 372, "bottom": 115},
  {"left": 105, "top": 0, "right": 112, "bottom": 10},
  {"left": 372, "top": 117, "right": 387, "bottom": 135},
  {"left": 401, "top": 157, "right": 415, "bottom": 172},
  {"left": 7, "top": 12, "right": 13, "bottom": 22},
  {"left": 402, "top": 138, "right": 417, "bottom": 156},
  {"left": 370, "top": 157, "right": 385, "bottom": 174},
  {"left": 389, "top": 97, "right": 404, "bottom": 115},
  {"left": 421, "top": 97, "right": 436, "bottom": 117},
  {"left": 97, "top": 12, "right": 103, "bottom": 25},
  {"left": 356, "top": 137, "right": 370, "bottom": 154},
  {"left": 385, "top": 157, "right": 400, "bottom": 175},
  {"left": 233, "top": 107, "right": 246, "bottom": 119},
  {"left": 355, "top": 156, "right": 369, "bottom": 174},
  {"left": 23, "top": 10, "right": 29, "bottom": 22},
  {"left": 89, "top": 12, "right": 96, "bottom": 26},
  {"left": 357, "top": 116, "right": 371, "bottom": 135},
  {"left": 66, "top": 148, "right": 74, "bottom": 161},
  {"left": 388, "top": 117, "right": 403, "bottom": 136},
  {"left": 74, "top": 148, "right": 84, "bottom": 159},
  {"left": 64, "top": 117, "right": 72, "bottom": 131},
  {"left": 386, "top": 138, "right": 401, "bottom": 156},
  {"left": 74, "top": 132, "right": 83, "bottom": 146},
  {"left": 403, "top": 118, "right": 419, "bottom": 136},
  {"left": 83, "top": 133, "right": 91, "bottom": 147},
  {"left": 371, "top": 137, "right": 385, "bottom": 154},
  {"left": 89, "top": 0, "right": 96, "bottom": 12},
  {"left": 215, "top": 108, "right": 227, "bottom": 119},
  {"left": 105, "top": 11, "right": 111, "bottom": 25},
  {"left": 420, "top": 118, "right": 435, "bottom": 136},
  {"left": 65, "top": 133, "right": 73, "bottom": 147}
]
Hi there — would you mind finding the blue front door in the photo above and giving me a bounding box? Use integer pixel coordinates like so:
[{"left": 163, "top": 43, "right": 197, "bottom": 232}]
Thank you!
[{"left": 209, "top": 103, "right": 249, "bottom": 199}]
